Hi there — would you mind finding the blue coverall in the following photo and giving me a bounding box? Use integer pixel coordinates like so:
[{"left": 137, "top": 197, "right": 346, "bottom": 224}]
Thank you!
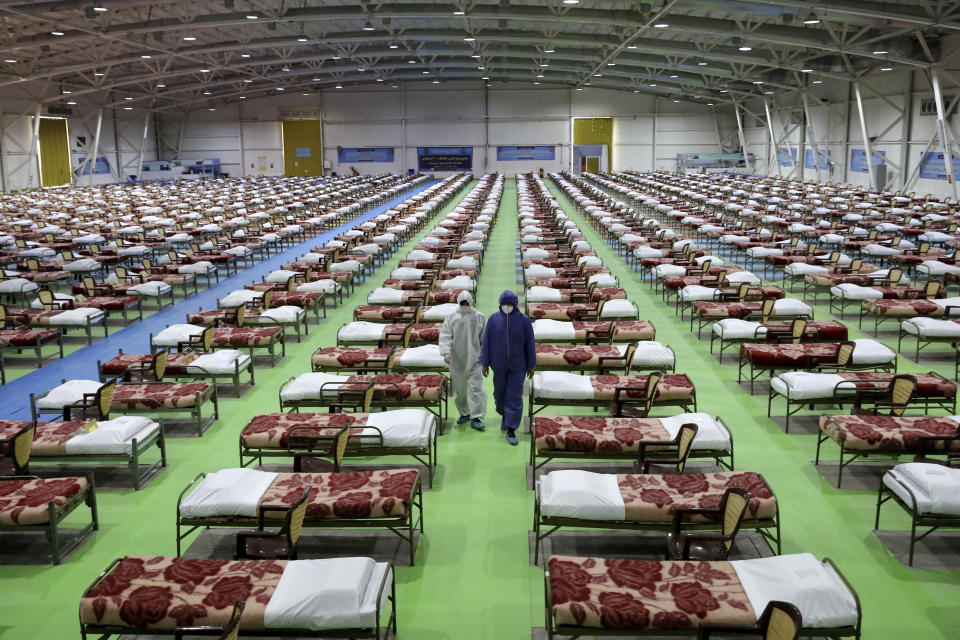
[{"left": 480, "top": 290, "right": 537, "bottom": 430}]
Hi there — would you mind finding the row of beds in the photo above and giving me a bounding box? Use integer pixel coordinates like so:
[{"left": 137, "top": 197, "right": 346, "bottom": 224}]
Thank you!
[
  {"left": 564, "top": 167, "right": 960, "bottom": 577},
  {"left": 0, "top": 173, "right": 485, "bottom": 639},
  {"left": 0, "top": 173, "right": 427, "bottom": 384},
  {"left": 490, "top": 173, "right": 864, "bottom": 640}
]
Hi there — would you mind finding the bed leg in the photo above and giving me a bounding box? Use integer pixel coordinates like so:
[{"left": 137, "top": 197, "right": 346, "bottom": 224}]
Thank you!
[
  {"left": 909, "top": 516, "right": 918, "bottom": 566},
  {"left": 47, "top": 502, "right": 61, "bottom": 565},
  {"left": 837, "top": 447, "right": 845, "bottom": 489}
]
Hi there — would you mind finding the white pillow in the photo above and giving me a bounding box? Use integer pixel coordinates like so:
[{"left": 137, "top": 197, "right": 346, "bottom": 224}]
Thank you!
[{"left": 36, "top": 379, "right": 104, "bottom": 410}]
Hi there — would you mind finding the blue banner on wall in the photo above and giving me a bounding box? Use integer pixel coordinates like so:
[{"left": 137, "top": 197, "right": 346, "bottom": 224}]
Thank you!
[
  {"left": 417, "top": 146, "right": 472, "bottom": 171},
  {"left": 918, "top": 152, "right": 960, "bottom": 181},
  {"left": 804, "top": 148, "right": 831, "bottom": 170},
  {"left": 77, "top": 156, "right": 110, "bottom": 175},
  {"left": 777, "top": 147, "right": 797, "bottom": 167},
  {"left": 496, "top": 145, "right": 556, "bottom": 161},
  {"left": 849, "top": 149, "right": 886, "bottom": 173},
  {"left": 295, "top": 147, "right": 312, "bottom": 158},
  {"left": 337, "top": 147, "right": 395, "bottom": 163}
]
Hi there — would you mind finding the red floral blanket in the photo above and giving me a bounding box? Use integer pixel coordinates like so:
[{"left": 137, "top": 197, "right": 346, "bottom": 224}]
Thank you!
[
  {"left": 0, "top": 476, "right": 88, "bottom": 525},
  {"left": 528, "top": 303, "right": 598, "bottom": 320},
  {"left": 311, "top": 347, "right": 392, "bottom": 369},
  {"left": 241, "top": 413, "right": 363, "bottom": 449},
  {"left": 112, "top": 382, "right": 214, "bottom": 409},
  {"left": 862, "top": 299, "right": 943, "bottom": 316},
  {"left": 536, "top": 344, "right": 624, "bottom": 369},
  {"left": 353, "top": 305, "right": 419, "bottom": 322},
  {"left": 588, "top": 374, "right": 694, "bottom": 402},
  {"left": 257, "top": 469, "right": 418, "bottom": 519},
  {"left": 535, "top": 415, "right": 715, "bottom": 454},
  {"left": 740, "top": 343, "right": 856, "bottom": 368},
  {"left": 617, "top": 472, "right": 776, "bottom": 522},
  {"left": 0, "top": 328, "right": 58, "bottom": 346},
  {"left": 80, "top": 555, "right": 282, "bottom": 630},
  {"left": 548, "top": 556, "right": 754, "bottom": 630},
  {"left": 212, "top": 327, "right": 282, "bottom": 348},
  {"left": 819, "top": 414, "right": 960, "bottom": 452}
]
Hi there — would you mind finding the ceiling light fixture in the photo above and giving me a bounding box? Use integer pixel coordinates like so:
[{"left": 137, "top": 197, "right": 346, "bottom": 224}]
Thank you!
[
  {"left": 873, "top": 49, "right": 887, "bottom": 55},
  {"left": 312, "top": 77, "right": 321, "bottom": 81},
  {"left": 362, "top": 21, "right": 375, "bottom": 31},
  {"left": 654, "top": 22, "right": 668, "bottom": 28},
  {"left": 276, "top": 87, "right": 284, "bottom": 91},
  {"left": 453, "top": 9, "right": 464, "bottom": 15},
  {"left": 803, "top": 12, "right": 820, "bottom": 24},
  {"left": 51, "top": 30, "right": 64, "bottom": 36},
  {"left": 245, "top": 14, "right": 258, "bottom": 19},
  {"left": 297, "top": 37, "right": 307, "bottom": 42},
  {"left": 124, "top": 96, "right": 133, "bottom": 100},
  {"left": 66, "top": 100, "right": 77, "bottom": 104},
  {"left": 536, "top": 73, "right": 544, "bottom": 78},
  {"left": 376, "top": 78, "right": 384, "bottom": 82},
  {"left": 562, "top": 0, "right": 578, "bottom": 4},
  {"left": 335, "top": 84, "right": 343, "bottom": 89},
  {"left": 203, "top": 90, "right": 211, "bottom": 95},
  {"left": 880, "top": 66, "right": 893, "bottom": 71},
  {"left": 433, "top": 79, "right": 440, "bottom": 84},
  {"left": 576, "top": 87, "right": 583, "bottom": 91},
  {"left": 673, "top": 99, "right": 679, "bottom": 102},
  {"left": 607, "top": 62, "right": 616, "bottom": 66},
  {"left": 141, "top": 55, "right": 151, "bottom": 59},
  {"left": 698, "top": 61, "right": 708, "bottom": 66},
  {"left": 544, "top": 48, "right": 555, "bottom": 53},
  {"left": 208, "top": 108, "right": 215, "bottom": 111},
  {"left": 533, "top": 81, "right": 540, "bottom": 85},
  {"left": 649, "top": 83, "right": 656, "bottom": 87},
  {"left": 243, "top": 79, "right": 252, "bottom": 83},
  {"left": 183, "top": 36, "right": 196, "bottom": 41},
  {"left": 389, "top": 43, "right": 399, "bottom": 49},
  {"left": 422, "top": 70, "right": 430, "bottom": 74},
  {"left": 670, "top": 74, "right": 677, "bottom": 78},
  {"left": 463, "top": 36, "right": 475, "bottom": 41},
  {"left": 812, "top": 79, "right": 822, "bottom": 84},
  {"left": 4, "top": 59, "right": 16, "bottom": 63},
  {"left": 626, "top": 45, "right": 637, "bottom": 49},
  {"left": 123, "top": 106, "right": 132, "bottom": 110},
  {"left": 801, "top": 68, "right": 812, "bottom": 72},
  {"left": 61, "top": 89, "right": 71, "bottom": 94},
  {"left": 239, "top": 96, "right": 246, "bottom": 99},
  {"left": 240, "top": 53, "right": 250, "bottom": 58},
  {"left": 200, "top": 68, "right": 210, "bottom": 73},
  {"left": 156, "top": 83, "right": 165, "bottom": 87},
  {"left": 481, "top": 76, "right": 489, "bottom": 80},
  {"left": 93, "top": 5, "right": 107, "bottom": 11}
]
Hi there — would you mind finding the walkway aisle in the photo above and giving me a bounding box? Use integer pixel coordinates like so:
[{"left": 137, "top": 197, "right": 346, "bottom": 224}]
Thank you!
[
  {"left": 0, "top": 179, "right": 473, "bottom": 639},
  {"left": 547, "top": 181, "right": 960, "bottom": 639},
  {"left": 400, "top": 178, "right": 537, "bottom": 638}
]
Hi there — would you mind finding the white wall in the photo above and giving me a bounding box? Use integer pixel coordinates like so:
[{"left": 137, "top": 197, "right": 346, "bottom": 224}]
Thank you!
[
  {"left": 0, "top": 81, "right": 159, "bottom": 190},
  {"left": 157, "top": 81, "right": 727, "bottom": 178}
]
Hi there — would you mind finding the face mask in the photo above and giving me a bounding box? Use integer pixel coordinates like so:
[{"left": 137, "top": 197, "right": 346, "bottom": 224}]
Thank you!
[
  {"left": 458, "top": 304, "right": 471, "bottom": 314},
  {"left": 501, "top": 304, "right": 514, "bottom": 314}
]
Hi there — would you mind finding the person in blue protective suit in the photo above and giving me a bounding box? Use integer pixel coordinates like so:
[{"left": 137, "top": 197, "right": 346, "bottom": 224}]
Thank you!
[{"left": 480, "top": 290, "right": 536, "bottom": 446}]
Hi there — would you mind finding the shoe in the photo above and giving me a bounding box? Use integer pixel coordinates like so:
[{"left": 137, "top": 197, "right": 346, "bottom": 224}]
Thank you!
[
  {"left": 471, "top": 419, "right": 485, "bottom": 431},
  {"left": 505, "top": 429, "right": 519, "bottom": 446},
  {"left": 456, "top": 415, "right": 470, "bottom": 425}
]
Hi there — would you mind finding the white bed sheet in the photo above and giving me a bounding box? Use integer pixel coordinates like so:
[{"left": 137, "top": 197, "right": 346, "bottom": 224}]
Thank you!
[
  {"left": 731, "top": 553, "right": 859, "bottom": 628},
  {"left": 660, "top": 413, "right": 731, "bottom": 450},
  {"left": 532, "top": 371, "right": 594, "bottom": 399},
  {"left": 884, "top": 463, "right": 960, "bottom": 515},
  {"left": 769, "top": 372, "right": 857, "bottom": 400},
  {"left": 64, "top": 416, "right": 159, "bottom": 454},
  {"left": 360, "top": 409, "right": 435, "bottom": 448},
  {"left": 179, "top": 468, "right": 279, "bottom": 518},
  {"left": 539, "top": 470, "right": 625, "bottom": 520}
]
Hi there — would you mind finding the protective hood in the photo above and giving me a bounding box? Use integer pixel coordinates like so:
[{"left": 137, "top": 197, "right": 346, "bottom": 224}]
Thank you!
[
  {"left": 457, "top": 290, "right": 474, "bottom": 306},
  {"left": 498, "top": 290, "right": 519, "bottom": 307}
]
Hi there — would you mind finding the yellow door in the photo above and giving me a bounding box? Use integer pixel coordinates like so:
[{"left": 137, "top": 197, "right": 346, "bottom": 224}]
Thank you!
[
  {"left": 282, "top": 119, "right": 323, "bottom": 177},
  {"left": 585, "top": 156, "right": 600, "bottom": 173},
  {"left": 38, "top": 117, "right": 72, "bottom": 187}
]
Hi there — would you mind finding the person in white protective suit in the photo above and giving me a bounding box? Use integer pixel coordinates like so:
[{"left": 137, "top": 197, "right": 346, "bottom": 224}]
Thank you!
[{"left": 438, "top": 290, "right": 487, "bottom": 430}]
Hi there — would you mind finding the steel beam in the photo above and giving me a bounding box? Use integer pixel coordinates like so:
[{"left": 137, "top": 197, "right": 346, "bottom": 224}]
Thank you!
[
  {"left": 763, "top": 98, "right": 782, "bottom": 178},
  {"left": 931, "top": 68, "right": 958, "bottom": 200},
  {"left": 802, "top": 92, "right": 823, "bottom": 183},
  {"left": 135, "top": 110, "right": 150, "bottom": 182},
  {"left": 87, "top": 109, "right": 103, "bottom": 187},
  {"left": 853, "top": 81, "right": 878, "bottom": 191}
]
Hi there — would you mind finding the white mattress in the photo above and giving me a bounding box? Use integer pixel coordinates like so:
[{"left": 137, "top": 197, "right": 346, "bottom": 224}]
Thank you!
[
  {"left": 620, "top": 341, "right": 674, "bottom": 368},
  {"left": 179, "top": 468, "right": 279, "bottom": 518},
  {"left": 532, "top": 371, "right": 594, "bottom": 399},
  {"left": 0, "top": 278, "right": 37, "bottom": 294},
  {"left": 338, "top": 322, "right": 386, "bottom": 342},
  {"left": 297, "top": 279, "right": 338, "bottom": 294},
  {"left": 390, "top": 267, "right": 423, "bottom": 280},
  {"left": 50, "top": 308, "right": 105, "bottom": 325},
  {"left": 884, "top": 462, "right": 960, "bottom": 515},
  {"left": 731, "top": 554, "right": 859, "bottom": 628},
  {"left": 901, "top": 317, "right": 960, "bottom": 337},
  {"left": 447, "top": 256, "right": 477, "bottom": 269},
  {"left": 421, "top": 303, "right": 458, "bottom": 321},
  {"left": 178, "top": 261, "right": 214, "bottom": 274},
  {"left": 773, "top": 298, "right": 813, "bottom": 315},
  {"left": 265, "top": 269, "right": 298, "bottom": 284},
  {"left": 769, "top": 372, "right": 858, "bottom": 400},
  {"left": 653, "top": 264, "right": 686, "bottom": 278},
  {"left": 679, "top": 285, "right": 717, "bottom": 302},
  {"left": 36, "top": 379, "right": 104, "bottom": 410},
  {"left": 527, "top": 286, "right": 562, "bottom": 303},
  {"left": 661, "top": 413, "right": 731, "bottom": 450},
  {"left": 258, "top": 306, "right": 304, "bottom": 324},
  {"left": 849, "top": 339, "right": 896, "bottom": 365},
  {"left": 830, "top": 284, "right": 882, "bottom": 300},
  {"left": 153, "top": 323, "right": 204, "bottom": 347},
  {"left": 600, "top": 299, "right": 637, "bottom": 319},
  {"left": 525, "top": 264, "right": 556, "bottom": 279},
  {"left": 439, "top": 275, "right": 475, "bottom": 290},
  {"left": 264, "top": 558, "right": 391, "bottom": 630},
  {"left": 724, "top": 271, "right": 762, "bottom": 285},
  {"left": 367, "top": 288, "right": 405, "bottom": 305},
  {"left": 784, "top": 263, "right": 827, "bottom": 276},
  {"left": 127, "top": 281, "right": 171, "bottom": 297},
  {"left": 63, "top": 416, "right": 159, "bottom": 454},
  {"left": 280, "top": 373, "right": 349, "bottom": 401},
  {"left": 539, "top": 470, "right": 625, "bottom": 520},
  {"left": 397, "top": 344, "right": 444, "bottom": 368},
  {"left": 220, "top": 289, "right": 263, "bottom": 308},
  {"left": 712, "top": 319, "right": 766, "bottom": 339},
  {"left": 360, "top": 409, "right": 435, "bottom": 448},
  {"left": 186, "top": 350, "right": 251, "bottom": 374},
  {"left": 533, "top": 319, "right": 575, "bottom": 341},
  {"left": 31, "top": 292, "right": 74, "bottom": 309}
]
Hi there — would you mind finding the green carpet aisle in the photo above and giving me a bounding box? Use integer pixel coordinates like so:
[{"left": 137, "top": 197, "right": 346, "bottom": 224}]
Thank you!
[{"left": 544, "top": 180, "right": 960, "bottom": 639}]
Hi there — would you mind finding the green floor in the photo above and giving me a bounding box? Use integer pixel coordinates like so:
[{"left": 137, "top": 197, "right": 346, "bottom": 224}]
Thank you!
[{"left": 1, "top": 178, "right": 958, "bottom": 639}]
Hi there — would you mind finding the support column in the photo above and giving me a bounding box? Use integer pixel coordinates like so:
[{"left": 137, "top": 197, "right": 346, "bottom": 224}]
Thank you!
[
  {"left": 238, "top": 106, "right": 246, "bottom": 177},
  {"left": 483, "top": 82, "right": 489, "bottom": 173},
  {"left": 400, "top": 85, "right": 407, "bottom": 174},
  {"left": 87, "top": 109, "right": 103, "bottom": 187},
  {"left": 734, "top": 102, "right": 750, "bottom": 173},
  {"left": 113, "top": 109, "right": 123, "bottom": 182},
  {"left": 0, "top": 118, "right": 7, "bottom": 192},
  {"left": 763, "top": 99, "right": 782, "bottom": 178},
  {"left": 27, "top": 108, "right": 41, "bottom": 188},
  {"left": 175, "top": 112, "right": 187, "bottom": 161},
  {"left": 899, "top": 71, "right": 914, "bottom": 191},
  {"left": 135, "top": 110, "right": 150, "bottom": 182},
  {"left": 931, "top": 69, "right": 957, "bottom": 200},
  {"left": 802, "top": 92, "right": 823, "bottom": 183},
  {"left": 854, "top": 82, "right": 878, "bottom": 191}
]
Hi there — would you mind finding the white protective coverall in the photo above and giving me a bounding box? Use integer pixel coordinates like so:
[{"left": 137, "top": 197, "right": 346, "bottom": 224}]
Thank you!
[{"left": 438, "top": 290, "right": 487, "bottom": 419}]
